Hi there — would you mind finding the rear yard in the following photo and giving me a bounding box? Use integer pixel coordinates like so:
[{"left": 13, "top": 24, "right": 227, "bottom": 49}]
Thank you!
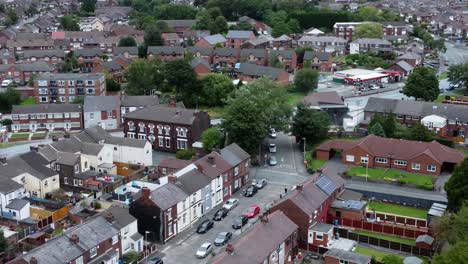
[
  {"left": 352, "top": 229, "right": 416, "bottom": 246},
  {"left": 368, "top": 201, "right": 427, "bottom": 219}
]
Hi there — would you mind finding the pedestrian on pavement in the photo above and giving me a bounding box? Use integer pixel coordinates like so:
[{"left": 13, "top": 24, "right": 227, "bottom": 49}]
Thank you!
[{"left": 284, "top": 187, "right": 287, "bottom": 194}]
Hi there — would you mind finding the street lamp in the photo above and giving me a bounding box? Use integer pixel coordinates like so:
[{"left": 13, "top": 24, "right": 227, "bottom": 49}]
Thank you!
[
  {"left": 302, "top": 138, "right": 306, "bottom": 161},
  {"left": 145, "top": 230, "right": 150, "bottom": 245},
  {"left": 365, "top": 154, "right": 369, "bottom": 182}
]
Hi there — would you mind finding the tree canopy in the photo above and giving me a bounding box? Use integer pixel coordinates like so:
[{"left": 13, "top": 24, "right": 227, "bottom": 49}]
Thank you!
[
  {"left": 0, "top": 88, "right": 21, "bottom": 113},
  {"left": 125, "top": 59, "right": 164, "bottom": 95},
  {"left": 0, "top": 230, "right": 8, "bottom": 253},
  {"left": 223, "top": 78, "right": 292, "bottom": 154},
  {"left": 164, "top": 59, "right": 200, "bottom": 106},
  {"left": 402, "top": 67, "right": 439, "bottom": 101},
  {"left": 118, "top": 36, "right": 137, "bottom": 47},
  {"left": 369, "top": 122, "right": 386, "bottom": 137},
  {"left": 59, "top": 16, "right": 80, "bottom": 31},
  {"left": 294, "top": 68, "right": 319, "bottom": 93},
  {"left": 445, "top": 158, "right": 468, "bottom": 212},
  {"left": 407, "top": 123, "right": 434, "bottom": 142},
  {"left": 202, "top": 127, "right": 222, "bottom": 152},
  {"left": 154, "top": 4, "right": 197, "bottom": 20},
  {"left": 448, "top": 63, "right": 468, "bottom": 95},
  {"left": 292, "top": 103, "right": 331, "bottom": 144},
  {"left": 81, "top": 0, "right": 96, "bottom": 13},
  {"left": 144, "top": 25, "right": 164, "bottom": 47},
  {"left": 264, "top": 10, "right": 300, "bottom": 37},
  {"left": 354, "top": 23, "right": 383, "bottom": 39},
  {"left": 199, "top": 74, "right": 235, "bottom": 107}
]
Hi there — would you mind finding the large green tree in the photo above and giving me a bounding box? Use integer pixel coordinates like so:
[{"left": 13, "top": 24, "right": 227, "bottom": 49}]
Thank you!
[
  {"left": 294, "top": 68, "right": 319, "bottom": 93},
  {"left": 0, "top": 230, "right": 8, "bottom": 253},
  {"left": 195, "top": 9, "right": 228, "bottom": 34},
  {"left": 292, "top": 103, "right": 331, "bottom": 144},
  {"left": 407, "top": 123, "right": 434, "bottom": 142},
  {"left": 382, "top": 113, "right": 397, "bottom": 138},
  {"left": 445, "top": 158, "right": 468, "bottom": 212},
  {"left": 59, "top": 16, "right": 80, "bottom": 31},
  {"left": 0, "top": 88, "right": 21, "bottom": 113},
  {"left": 153, "top": 4, "right": 197, "bottom": 20},
  {"left": 118, "top": 36, "right": 137, "bottom": 47},
  {"left": 125, "top": 59, "right": 164, "bottom": 95},
  {"left": 81, "top": 0, "right": 96, "bottom": 13},
  {"left": 202, "top": 127, "right": 222, "bottom": 152},
  {"left": 448, "top": 63, "right": 468, "bottom": 95},
  {"left": 264, "top": 10, "right": 300, "bottom": 37},
  {"left": 354, "top": 23, "right": 383, "bottom": 39},
  {"left": 164, "top": 59, "right": 199, "bottom": 105},
  {"left": 5, "top": 8, "right": 19, "bottom": 26},
  {"left": 223, "top": 78, "right": 292, "bottom": 153},
  {"left": 402, "top": 67, "right": 439, "bottom": 101},
  {"left": 199, "top": 74, "right": 235, "bottom": 107},
  {"left": 369, "top": 122, "right": 386, "bottom": 137},
  {"left": 144, "top": 25, "right": 164, "bottom": 46}
]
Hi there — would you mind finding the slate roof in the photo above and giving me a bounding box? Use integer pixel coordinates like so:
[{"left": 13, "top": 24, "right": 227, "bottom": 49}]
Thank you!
[
  {"left": 202, "top": 34, "right": 226, "bottom": 45},
  {"left": 147, "top": 46, "right": 184, "bottom": 55},
  {"left": 84, "top": 96, "right": 120, "bottom": 112},
  {"left": 298, "top": 36, "right": 348, "bottom": 44},
  {"left": 149, "top": 183, "right": 188, "bottom": 210},
  {"left": 102, "top": 60, "right": 123, "bottom": 71},
  {"left": 158, "top": 157, "right": 191, "bottom": 170},
  {"left": 226, "top": 30, "right": 253, "bottom": 39},
  {"left": 6, "top": 198, "right": 30, "bottom": 210},
  {"left": 101, "top": 134, "right": 148, "bottom": 148},
  {"left": 81, "top": 142, "right": 104, "bottom": 156},
  {"left": 159, "top": 20, "right": 197, "bottom": 28},
  {"left": 191, "top": 57, "right": 210, "bottom": 69},
  {"left": 212, "top": 211, "right": 298, "bottom": 264},
  {"left": 304, "top": 51, "right": 331, "bottom": 61},
  {"left": 36, "top": 72, "right": 104, "bottom": 81},
  {"left": 220, "top": 143, "right": 250, "bottom": 166},
  {"left": 56, "top": 152, "right": 80, "bottom": 166},
  {"left": 106, "top": 205, "right": 137, "bottom": 229},
  {"left": 75, "top": 48, "right": 103, "bottom": 57},
  {"left": 238, "top": 63, "right": 285, "bottom": 80},
  {"left": 112, "top": 46, "right": 139, "bottom": 56},
  {"left": 270, "top": 50, "right": 295, "bottom": 60},
  {"left": 0, "top": 62, "right": 54, "bottom": 72},
  {"left": 124, "top": 105, "right": 198, "bottom": 125},
  {"left": 324, "top": 248, "right": 371, "bottom": 264},
  {"left": 395, "top": 60, "right": 414, "bottom": 72},
  {"left": 22, "top": 49, "right": 66, "bottom": 59},
  {"left": 416, "top": 234, "right": 434, "bottom": 245},
  {"left": 214, "top": 48, "right": 240, "bottom": 57},
  {"left": 120, "top": 95, "right": 160, "bottom": 107},
  {"left": 194, "top": 151, "right": 232, "bottom": 179},
  {"left": 353, "top": 38, "right": 392, "bottom": 45},
  {"left": 397, "top": 51, "right": 421, "bottom": 60},
  {"left": 175, "top": 168, "right": 211, "bottom": 194},
  {"left": 288, "top": 177, "right": 329, "bottom": 214},
  {"left": 187, "top": 46, "right": 213, "bottom": 56},
  {"left": 302, "top": 91, "right": 344, "bottom": 106},
  {"left": 240, "top": 48, "right": 267, "bottom": 58}
]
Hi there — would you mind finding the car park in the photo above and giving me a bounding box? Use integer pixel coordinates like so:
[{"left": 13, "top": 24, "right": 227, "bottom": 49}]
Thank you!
[
  {"left": 196, "top": 243, "right": 213, "bottom": 258},
  {"left": 223, "top": 198, "right": 239, "bottom": 211},
  {"left": 245, "top": 205, "right": 261, "bottom": 218},
  {"left": 232, "top": 215, "right": 248, "bottom": 229},
  {"left": 252, "top": 179, "right": 267, "bottom": 189},
  {"left": 213, "top": 208, "right": 228, "bottom": 221},
  {"left": 244, "top": 185, "right": 258, "bottom": 197},
  {"left": 268, "top": 156, "right": 278, "bottom": 166},
  {"left": 196, "top": 220, "right": 214, "bottom": 234},
  {"left": 214, "top": 232, "right": 233, "bottom": 246},
  {"left": 269, "top": 143, "right": 277, "bottom": 153},
  {"left": 269, "top": 128, "right": 277, "bottom": 138}
]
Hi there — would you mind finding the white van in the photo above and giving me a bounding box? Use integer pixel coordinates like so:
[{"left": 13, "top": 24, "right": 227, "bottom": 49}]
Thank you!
[{"left": 1, "top": 79, "right": 13, "bottom": 87}]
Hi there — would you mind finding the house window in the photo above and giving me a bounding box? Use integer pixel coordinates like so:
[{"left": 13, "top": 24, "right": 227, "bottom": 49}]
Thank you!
[
  {"left": 157, "top": 125, "right": 163, "bottom": 134},
  {"left": 139, "top": 122, "right": 145, "bottom": 133},
  {"left": 167, "top": 208, "right": 172, "bottom": 221},
  {"left": 192, "top": 193, "right": 196, "bottom": 203},
  {"left": 315, "top": 233, "right": 323, "bottom": 241},
  {"left": 183, "top": 213, "right": 187, "bottom": 224},
  {"left": 124, "top": 226, "right": 129, "bottom": 234},
  {"left": 394, "top": 160, "right": 407, "bottom": 166},
  {"left": 165, "top": 138, "right": 170, "bottom": 148},
  {"left": 177, "top": 139, "right": 187, "bottom": 150},
  {"left": 346, "top": 155, "right": 355, "bottom": 162},
  {"left": 64, "top": 177, "right": 68, "bottom": 184},
  {"left": 223, "top": 174, "right": 227, "bottom": 182},
  {"left": 90, "top": 247, "right": 97, "bottom": 258},
  {"left": 55, "top": 164, "right": 61, "bottom": 171},
  {"left": 158, "top": 137, "right": 164, "bottom": 147},
  {"left": 89, "top": 113, "right": 94, "bottom": 120},
  {"left": 165, "top": 126, "right": 170, "bottom": 136},
  {"left": 234, "top": 166, "right": 239, "bottom": 176},
  {"left": 396, "top": 115, "right": 404, "bottom": 119},
  {"left": 73, "top": 179, "right": 79, "bottom": 186},
  {"left": 44, "top": 180, "right": 48, "bottom": 186},
  {"left": 162, "top": 168, "right": 167, "bottom": 175},
  {"left": 112, "top": 235, "right": 118, "bottom": 245},
  {"left": 412, "top": 162, "right": 420, "bottom": 170},
  {"left": 74, "top": 165, "right": 80, "bottom": 174},
  {"left": 375, "top": 157, "right": 387, "bottom": 163},
  {"left": 79, "top": 180, "right": 83, "bottom": 186},
  {"left": 427, "top": 165, "right": 436, "bottom": 172},
  {"left": 360, "top": 156, "right": 368, "bottom": 164}
]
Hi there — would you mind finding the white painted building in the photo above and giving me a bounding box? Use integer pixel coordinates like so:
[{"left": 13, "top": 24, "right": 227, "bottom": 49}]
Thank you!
[{"left": 107, "top": 206, "right": 143, "bottom": 255}]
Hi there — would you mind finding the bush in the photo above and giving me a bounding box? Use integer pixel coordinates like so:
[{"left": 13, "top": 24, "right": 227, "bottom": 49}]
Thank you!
[
  {"left": 307, "top": 167, "right": 316, "bottom": 174},
  {"left": 435, "top": 137, "right": 454, "bottom": 148},
  {"left": 0, "top": 119, "right": 12, "bottom": 126},
  {"left": 421, "top": 182, "right": 434, "bottom": 190},
  {"left": 94, "top": 201, "right": 102, "bottom": 210},
  {"left": 123, "top": 251, "right": 141, "bottom": 264},
  {"left": 176, "top": 149, "right": 196, "bottom": 160}
]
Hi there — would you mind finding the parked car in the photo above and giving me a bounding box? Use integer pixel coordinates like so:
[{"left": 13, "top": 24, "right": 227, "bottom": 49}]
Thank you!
[
  {"left": 245, "top": 205, "right": 261, "bottom": 218},
  {"left": 269, "top": 128, "right": 277, "bottom": 138},
  {"left": 244, "top": 185, "right": 258, "bottom": 197},
  {"left": 232, "top": 215, "right": 249, "bottom": 229},
  {"left": 370, "top": 84, "right": 379, "bottom": 90},
  {"left": 269, "top": 143, "right": 277, "bottom": 153},
  {"left": 146, "top": 257, "right": 164, "bottom": 264},
  {"left": 196, "top": 243, "right": 213, "bottom": 258},
  {"left": 196, "top": 220, "right": 214, "bottom": 234},
  {"left": 213, "top": 208, "right": 228, "bottom": 221},
  {"left": 223, "top": 198, "right": 239, "bottom": 211},
  {"left": 268, "top": 156, "right": 278, "bottom": 166},
  {"left": 214, "top": 232, "right": 232, "bottom": 246},
  {"left": 1, "top": 79, "right": 12, "bottom": 87},
  {"left": 252, "top": 179, "right": 267, "bottom": 189}
]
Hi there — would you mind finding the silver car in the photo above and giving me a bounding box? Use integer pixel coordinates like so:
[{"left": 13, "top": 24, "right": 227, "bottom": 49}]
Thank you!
[
  {"left": 223, "top": 198, "right": 239, "bottom": 211},
  {"left": 254, "top": 179, "right": 267, "bottom": 189},
  {"left": 269, "top": 143, "right": 277, "bottom": 153},
  {"left": 196, "top": 242, "right": 213, "bottom": 258},
  {"left": 268, "top": 156, "right": 278, "bottom": 166}
]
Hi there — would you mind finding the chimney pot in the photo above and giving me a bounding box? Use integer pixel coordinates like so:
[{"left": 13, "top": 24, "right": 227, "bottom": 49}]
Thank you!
[
  {"left": 30, "top": 257, "right": 38, "bottom": 264},
  {"left": 169, "top": 95, "right": 177, "bottom": 108},
  {"left": 0, "top": 156, "right": 7, "bottom": 164},
  {"left": 141, "top": 187, "right": 151, "bottom": 198},
  {"left": 70, "top": 234, "right": 79, "bottom": 244},
  {"left": 296, "top": 185, "right": 303, "bottom": 191},
  {"left": 105, "top": 212, "right": 114, "bottom": 222},
  {"left": 207, "top": 156, "right": 215, "bottom": 165},
  {"left": 226, "top": 244, "right": 234, "bottom": 254},
  {"left": 168, "top": 175, "right": 177, "bottom": 184}
]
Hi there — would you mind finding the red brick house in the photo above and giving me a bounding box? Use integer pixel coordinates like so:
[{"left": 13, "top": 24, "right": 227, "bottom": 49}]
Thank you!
[
  {"left": 328, "top": 190, "right": 366, "bottom": 221},
  {"left": 303, "top": 51, "right": 333, "bottom": 72},
  {"left": 396, "top": 52, "right": 422, "bottom": 67},
  {"left": 122, "top": 105, "right": 211, "bottom": 153},
  {"left": 226, "top": 30, "right": 255, "bottom": 49},
  {"left": 272, "top": 35, "right": 294, "bottom": 49},
  {"left": 237, "top": 63, "right": 289, "bottom": 85},
  {"left": 212, "top": 211, "right": 298, "bottom": 264},
  {"left": 161, "top": 33, "right": 181, "bottom": 46},
  {"left": 316, "top": 135, "right": 464, "bottom": 175},
  {"left": 191, "top": 57, "right": 211, "bottom": 77},
  {"left": 20, "top": 49, "right": 66, "bottom": 65},
  {"left": 324, "top": 248, "right": 371, "bottom": 264},
  {"left": 333, "top": 22, "right": 365, "bottom": 41},
  {"left": 195, "top": 34, "right": 227, "bottom": 48},
  {"left": 240, "top": 48, "right": 267, "bottom": 66},
  {"left": 0, "top": 62, "right": 54, "bottom": 85},
  {"left": 187, "top": 46, "right": 213, "bottom": 64},
  {"left": 270, "top": 50, "right": 297, "bottom": 72},
  {"left": 213, "top": 48, "right": 240, "bottom": 67},
  {"left": 220, "top": 143, "right": 251, "bottom": 193},
  {"left": 270, "top": 173, "right": 345, "bottom": 248},
  {"left": 147, "top": 46, "right": 185, "bottom": 61},
  {"left": 157, "top": 157, "right": 191, "bottom": 177},
  {"left": 75, "top": 48, "right": 104, "bottom": 72},
  {"left": 0, "top": 49, "right": 16, "bottom": 64}
]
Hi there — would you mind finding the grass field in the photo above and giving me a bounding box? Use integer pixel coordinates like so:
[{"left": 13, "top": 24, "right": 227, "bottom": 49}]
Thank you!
[
  {"left": 352, "top": 229, "right": 416, "bottom": 246},
  {"left": 20, "top": 97, "right": 36, "bottom": 105},
  {"left": 10, "top": 133, "right": 30, "bottom": 139},
  {"left": 203, "top": 107, "right": 226, "bottom": 119},
  {"left": 354, "top": 247, "right": 402, "bottom": 262},
  {"left": 347, "top": 166, "right": 434, "bottom": 190},
  {"left": 32, "top": 132, "right": 46, "bottom": 137},
  {"left": 0, "top": 141, "right": 30, "bottom": 148},
  {"left": 368, "top": 201, "right": 427, "bottom": 219},
  {"left": 287, "top": 91, "right": 306, "bottom": 106}
]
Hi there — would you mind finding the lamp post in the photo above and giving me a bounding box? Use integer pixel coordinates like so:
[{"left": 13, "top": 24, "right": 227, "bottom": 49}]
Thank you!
[
  {"left": 365, "top": 154, "right": 369, "bottom": 182},
  {"left": 302, "top": 138, "right": 306, "bottom": 161}
]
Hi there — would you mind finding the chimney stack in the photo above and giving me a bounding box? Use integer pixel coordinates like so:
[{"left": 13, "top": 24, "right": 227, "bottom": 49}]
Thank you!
[
  {"left": 69, "top": 234, "right": 79, "bottom": 244},
  {"left": 141, "top": 187, "right": 151, "bottom": 198},
  {"left": 105, "top": 212, "right": 114, "bottom": 222},
  {"left": 195, "top": 164, "right": 203, "bottom": 173},
  {"left": 260, "top": 213, "right": 269, "bottom": 223},
  {"left": 168, "top": 175, "right": 177, "bottom": 184},
  {"left": 226, "top": 244, "right": 234, "bottom": 254},
  {"left": 30, "top": 146, "right": 39, "bottom": 152},
  {"left": 169, "top": 95, "right": 177, "bottom": 108},
  {"left": 30, "top": 257, "right": 38, "bottom": 264},
  {"left": 207, "top": 156, "right": 215, "bottom": 165},
  {"left": 296, "top": 185, "right": 303, "bottom": 191}
]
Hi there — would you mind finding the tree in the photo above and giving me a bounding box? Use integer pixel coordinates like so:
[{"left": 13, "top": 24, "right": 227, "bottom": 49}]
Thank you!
[
  {"left": 402, "top": 67, "right": 439, "bottom": 101},
  {"left": 118, "top": 36, "right": 137, "bottom": 47},
  {"left": 0, "top": 88, "right": 21, "bottom": 113},
  {"left": 214, "top": 16, "right": 228, "bottom": 34},
  {"left": 382, "top": 113, "right": 397, "bottom": 138},
  {"left": 123, "top": 251, "right": 141, "bottom": 264},
  {"left": 368, "top": 113, "right": 383, "bottom": 130},
  {"left": 59, "top": 16, "right": 80, "bottom": 31},
  {"left": 0, "top": 230, "right": 7, "bottom": 253},
  {"left": 202, "top": 127, "right": 222, "bottom": 152},
  {"left": 354, "top": 6, "right": 383, "bottom": 21},
  {"left": 153, "top": 4, "right": 197, "bottom": 20},
  {"left": 354, "top": 23, "right": 383, "bottom": 39},
  {"left": 199, "top": 74, "right": 235, "bottom": 107},
  {"left": 369, "top": 122, "right": 386, "bottom": 137},
  {"left": 223, "top": 78, "right": 292, "bottom": 153},
  {"left": 176, "top": 149, "right": 196, "bottom": 160},
  {"left": 407, "top": 123, "right": 434, "bottom": 142},
  {"left": 125, "top": 59, "right": 164, "bottom": 95},
  {"left": 24, "top": 5, "right": 39, "bottom": 17},
  {"left": 81, "top": 0, "right": 96, "bottom": 13},
  {"left": 444, "top": 158, "right": 468, "bottom": 212},
  {"left": 292, "top": 103, "right": 331, "bottom": 144},
  {"left": 144, "top": 25, "right": 164, "bottom": 46},
  {"left": 448, "top": 63, "right": 468, "bottom": 94},
  {"left": 264, "top": 10, "right": 299, "bottom": 37},
  {"left": 294, "top": 68, "right": 319, "bottom": 93},
  {"left": 434, "top": 240, "right": 468, "bottom": 264},
  {"left": 164, "top": 59, "right": 199, "bottom": 105},
  {"left": 381, "top": 255, "right": 403, "bottom": 264},
  {"left": 106, "top": 78, "right": 121, "bottom": 92},
  {"left": 5, "top": 8, "right": 19, "bottom": 26}
]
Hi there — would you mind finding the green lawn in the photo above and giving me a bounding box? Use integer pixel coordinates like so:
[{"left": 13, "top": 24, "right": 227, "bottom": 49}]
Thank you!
[
  {"left": 0, "top": 141, "right": 30, "bottom": 148},
  {"left": 347, "top": 166, "right": 434, "bottom": 190},
  {"left": 354, "top": 247, "right": 402, "bottom": 262},
  {"left": 10, "top": 133, "right": 30, "bottom": 139},
  {"left": 438, "top": 70, "right": 448, "bottom": 80},
  {"left": 305, "top": 152, "right": 326, "bottom": 170},
  {"left": 352, "top": 229, "right": 416, "bottom": 246},
  {"left": 32, "top": 132, "right": 46, "bottom": 137},
  {"left": 368, "top": 201, "right": 427, "bottom": 219},
  {"left": 287, "top": 91, "right": 306, "bottom": 106},
  {"left": 20, "top": 97, "right": 36, "bottom": 105},
  {"left": 203, "top": 107, "right": 226, "bottom": 119}
]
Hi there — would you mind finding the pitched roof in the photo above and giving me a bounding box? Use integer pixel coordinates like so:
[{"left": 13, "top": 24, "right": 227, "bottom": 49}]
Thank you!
[
  {"left": 149, "top": 183, "right": 188, "bottom": 210},
  {"left": 22, "top": 49, "right": 66, "bottom": 59},
  {"left": 194, "top": 151, "right": 232, "bottom": 178},
  {"left": 158, "top": 157, "right": 191, "bottom": 170},
  {"left": 75, "top": 48, "right": 103, "bottom": 57},
  {"left": 78, "top": 126, "right": 148, "bottom": 149},
  {"left": 395, "top": 60, "right": 414, "bottom": 72},
  {"left": 270, "top": 50, "right": 295, "bottom": 60},
  {"left": 416, "top": 234, "right": 434, "bottom": 244},
  {"left": 214, "top": 48, "right": 240, "bottom": 57},
  {"left": 0, "top": 62, "right": 54, "bottom": 72},
  {"left": 84, "top": 96, "right": 120, "bottom": 112},
  {"left": 353, "top": 38, "right": 391, "bottom": 45},
  {"left": 238, "top": 63, "right": 285, "bottom": 80},
  {"left": 212, "top": 211, "right": 298, "bottom": 264},
  {"left": 6, "top": 198, "right": 29, "bottom": 210},
  {"left": 324, "top": 248, "right": 371, "bottom": 264},
  {"left": 298, "top": 35, "right": 348, "bottom": 44},
  {"left": 304, "top": 51, "right": 331, "bottom": 61},
  {"left": 175, "top": 168, "right": 211, "bottom": 194},
  {"left": 240, "top": 48, "right": 266, "bottom": 58},
  {"left": 147, "top": 46, "right": 184, "bottom": 55},
  {"left": 101, "top": 60, "right": 123, "bottom": 71},
  {"left": 220, "top": 143, "right": 250, "bottom": 166},
  {"left": 12, "top": 104, "right": 82, "bottom": 114},
  {"left": 288, "top": 177, "right": 329, "bottom": 214},
  {"left": 397, "top": 51, "right": 421, "bottom": 60},
  {"left": 112, "top": 46, "right": 139, "bottom": 56},
  {"left": 159, "top": 20, "right": 197, "bottom": 28},
  {"left": 120, "top": 95, "right": 160, "bottom": 107},
  {"left": 226, "top": 30, "right": 253, "bottom": 39},
  {"left": 106, "top": 205, "right": 137, "bottom": 228},
  {"left": 202, "top": 34, "right": 226, "bottom": 45},
  {"left": 123, "top": 105, "right": 198, "bottom": 125},
  {"left": 187, "top": 46, "right": 213, "bottom": 56},
  {"left": 56, "top": 152, "right": 80, "bottom": 166},
  {"left": 191, "top": 57, "right": 210, "bottom": 69},
  {"left": 302, "top": 91, "right": 344, "bottom": 106}
]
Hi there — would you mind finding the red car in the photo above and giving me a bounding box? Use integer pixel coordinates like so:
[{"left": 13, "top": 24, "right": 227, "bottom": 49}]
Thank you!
[{"left": 245, "top": 205, "right": 261, "bottom": 218}]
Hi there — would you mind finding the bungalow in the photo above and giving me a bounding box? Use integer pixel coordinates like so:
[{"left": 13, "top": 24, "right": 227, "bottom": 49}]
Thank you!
[{"left": 237, "top": 63, "right": 289, "bottom": 85}]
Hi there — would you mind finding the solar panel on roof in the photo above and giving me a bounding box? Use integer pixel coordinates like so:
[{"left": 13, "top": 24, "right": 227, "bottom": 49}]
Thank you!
[
  {"left": 344, "top": 200, "right": 363, "bottom": 209},
  {"left": 315, "top": 176, "right": 337, "bottom": 195}
]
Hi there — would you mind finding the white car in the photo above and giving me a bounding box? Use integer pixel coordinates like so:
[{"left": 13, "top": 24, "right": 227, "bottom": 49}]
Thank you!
[
  {"left": 1, "top": 79, "right": 12, "bottom": 87},
  {"left": 223, "top": 198, "right": 239, "bottom": 211},
  {"left": 269, "top": 143, "right": 277, "bottom": 153},
  {"left": 370, "top": 84, "right": 379, "bottom": 90},
  {"left": 196, "top": 242, "right": 213, "bottom": 258},
  {"left": 269, "top": 128, "right": 277, "bottom": 138}
]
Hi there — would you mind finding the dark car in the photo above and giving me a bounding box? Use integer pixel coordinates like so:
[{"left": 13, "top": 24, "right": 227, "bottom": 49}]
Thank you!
[
  {"left": 213, "top": 208, "right": 228, "bottom": 221},
  {"left": 214, "top": 231, "right": 233, "bottom": 246},
  {"left": 196, "top": 220, "right": 214, "bottom": 234},
  {"left": 146, "top": 256, "right": 163, "bottom": 264},
  {"left": 244, "top": 185, "right": 258, "bottom": 197},
  {"left": 232, "top": 215, "right": 248, "bottom": 229}
]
